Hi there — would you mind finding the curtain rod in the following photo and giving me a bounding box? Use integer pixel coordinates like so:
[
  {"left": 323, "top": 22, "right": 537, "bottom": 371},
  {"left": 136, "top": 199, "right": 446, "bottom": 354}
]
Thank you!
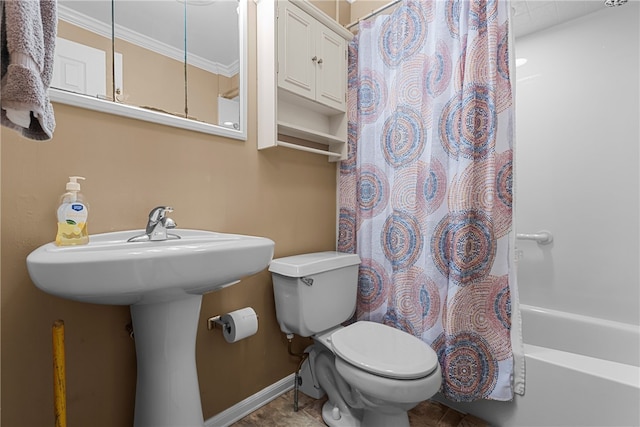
[{"left": 345, "top": 0, "right": 402, "bottom": 30}]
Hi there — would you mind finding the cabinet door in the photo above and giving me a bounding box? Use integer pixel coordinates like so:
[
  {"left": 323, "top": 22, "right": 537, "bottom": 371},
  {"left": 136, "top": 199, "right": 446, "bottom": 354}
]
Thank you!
[
  {"left": 277, "top": 2, "right": 315, "bottom": 100},
  {"left": 315, "top": 26, "right": 346, "bottom": 112}
]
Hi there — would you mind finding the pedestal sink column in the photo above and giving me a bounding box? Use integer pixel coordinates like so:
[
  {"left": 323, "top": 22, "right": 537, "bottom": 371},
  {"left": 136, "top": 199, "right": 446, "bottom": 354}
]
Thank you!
[{"left": 130, "top": 294, "right": 204, "bottom": 427}]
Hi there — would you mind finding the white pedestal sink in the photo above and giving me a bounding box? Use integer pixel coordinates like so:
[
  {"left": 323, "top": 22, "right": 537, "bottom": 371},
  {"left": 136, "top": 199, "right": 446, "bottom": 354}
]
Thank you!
[{"left": 27, "top": 229, "right": 275, "bottom": 427}]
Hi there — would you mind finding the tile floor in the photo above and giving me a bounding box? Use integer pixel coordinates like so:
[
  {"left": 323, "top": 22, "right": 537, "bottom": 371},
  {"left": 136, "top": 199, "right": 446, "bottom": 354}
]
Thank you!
[{"left": 231, "top": 389, "right": 488, "bottom": 427}]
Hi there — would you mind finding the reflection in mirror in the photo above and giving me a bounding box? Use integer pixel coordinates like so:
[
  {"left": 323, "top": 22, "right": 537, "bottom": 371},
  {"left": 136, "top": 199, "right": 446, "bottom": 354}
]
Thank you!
[
  {"left": 54, "top": 1, "right": 113, "bottom": 100},
  {"left": 113, "top": 1, "right": 186, "bottom": 117},
  {"left": 52, "top": 0, "right": 246, "bottom": 140},
  {"left": 185, "top": 1, "right": 241, "bottom": 130}
]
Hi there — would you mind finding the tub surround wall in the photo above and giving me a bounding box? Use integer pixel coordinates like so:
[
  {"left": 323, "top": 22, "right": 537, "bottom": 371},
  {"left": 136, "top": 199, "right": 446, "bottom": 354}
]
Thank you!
[
  {"left": 0, "top": 2, "right": 342, "bottom": 426},
  {"left": 515, "top": 2, "right": 639, "bottom": 324}
]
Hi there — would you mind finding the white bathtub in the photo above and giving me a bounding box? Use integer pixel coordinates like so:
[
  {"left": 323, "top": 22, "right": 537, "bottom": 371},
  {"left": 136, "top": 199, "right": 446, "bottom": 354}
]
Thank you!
[{"left": 435, "top": 304, "right": 640, "bottom": 426}]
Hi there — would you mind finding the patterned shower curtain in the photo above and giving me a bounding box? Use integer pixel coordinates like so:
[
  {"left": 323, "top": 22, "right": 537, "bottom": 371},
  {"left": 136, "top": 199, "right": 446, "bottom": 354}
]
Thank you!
[{"left": 338, "top": 0, "right": 522, "bottom": 401}]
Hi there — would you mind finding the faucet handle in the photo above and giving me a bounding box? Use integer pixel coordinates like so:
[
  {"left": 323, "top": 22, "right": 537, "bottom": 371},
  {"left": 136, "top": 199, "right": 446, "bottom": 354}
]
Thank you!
[
  {"left": 163, "top": 217, "right": 177, "bottom": 229},
  {"left": 148, "top": 206, "right": 173, "bottom": 222}
]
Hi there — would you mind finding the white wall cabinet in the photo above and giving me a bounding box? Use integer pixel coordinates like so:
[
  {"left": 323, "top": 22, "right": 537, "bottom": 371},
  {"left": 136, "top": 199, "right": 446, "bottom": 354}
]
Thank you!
[
  {"left": 257, "top": 0, "right": 353, "bottom": 161},
  {"left": 277, "top": 1, "right": 346, "bottom": 112}
]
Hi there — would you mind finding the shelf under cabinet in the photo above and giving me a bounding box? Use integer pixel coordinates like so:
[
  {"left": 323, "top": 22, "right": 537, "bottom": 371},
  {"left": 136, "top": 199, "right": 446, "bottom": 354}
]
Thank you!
[
  {"left": 277, "top": 121, "right": 344, "bottom": 145},
  {"left": 276, "top": 140, "right": 343, "bottom": 159}
]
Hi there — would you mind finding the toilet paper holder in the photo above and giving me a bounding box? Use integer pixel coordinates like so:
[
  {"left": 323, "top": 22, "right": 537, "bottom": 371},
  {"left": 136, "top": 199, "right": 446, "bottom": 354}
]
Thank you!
[
  {"left": 206, "top": 307, "right": 259, "bottom": 343},
  {"left": 207, "top": 315, "right": 230, "bottom": 333},
  {"left": 206, "top": 310, "right": 259, "bottom": 332}
]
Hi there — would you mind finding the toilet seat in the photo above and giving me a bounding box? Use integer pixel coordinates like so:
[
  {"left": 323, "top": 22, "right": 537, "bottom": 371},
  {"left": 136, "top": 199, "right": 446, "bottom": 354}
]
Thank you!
[{"left": 330, "top": 321, "right": 439, "bottom": 380}]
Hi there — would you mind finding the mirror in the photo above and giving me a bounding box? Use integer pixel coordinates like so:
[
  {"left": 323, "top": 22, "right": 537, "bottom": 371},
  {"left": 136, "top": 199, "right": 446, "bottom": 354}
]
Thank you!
[{"left": 52, "top": 0, "right": 247, "bottom": 140}]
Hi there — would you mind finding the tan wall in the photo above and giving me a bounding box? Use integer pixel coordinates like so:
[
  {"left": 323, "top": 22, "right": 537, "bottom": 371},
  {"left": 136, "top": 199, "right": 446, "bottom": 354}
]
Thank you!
[
  {"left": 0, "top": 2, "right": 336, "bottom": 426},
  {"left": 349, "top": 0, "right": 397, "bottom": 24}
]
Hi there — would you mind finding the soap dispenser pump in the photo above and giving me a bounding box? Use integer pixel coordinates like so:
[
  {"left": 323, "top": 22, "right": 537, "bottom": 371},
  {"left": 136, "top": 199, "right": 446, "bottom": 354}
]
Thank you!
[{"left": 55, "top": 176, "right": 89, "bottom": 246}]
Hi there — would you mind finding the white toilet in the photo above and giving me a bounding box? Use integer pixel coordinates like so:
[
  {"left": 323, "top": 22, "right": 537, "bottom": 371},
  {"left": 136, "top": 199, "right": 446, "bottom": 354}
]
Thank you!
[{"left": 269, "top": 251, "right": 442, "bottom": 427}]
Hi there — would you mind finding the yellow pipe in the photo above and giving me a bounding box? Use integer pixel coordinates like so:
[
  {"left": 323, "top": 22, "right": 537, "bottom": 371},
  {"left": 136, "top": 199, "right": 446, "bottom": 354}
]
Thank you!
[{"left": 52, "top": 320, "right": 67, "bottom": 427}]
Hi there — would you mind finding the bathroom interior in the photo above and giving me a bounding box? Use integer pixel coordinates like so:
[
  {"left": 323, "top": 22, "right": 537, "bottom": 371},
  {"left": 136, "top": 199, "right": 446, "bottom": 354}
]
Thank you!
[{"left": 1, "top": 0, "right": 638, "bottom": 426}]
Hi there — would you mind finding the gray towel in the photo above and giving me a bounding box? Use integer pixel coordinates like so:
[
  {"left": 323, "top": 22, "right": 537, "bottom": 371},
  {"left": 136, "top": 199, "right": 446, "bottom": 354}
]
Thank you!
[{"left": 1, "top": 0, "right": 57, "bottom": 141}]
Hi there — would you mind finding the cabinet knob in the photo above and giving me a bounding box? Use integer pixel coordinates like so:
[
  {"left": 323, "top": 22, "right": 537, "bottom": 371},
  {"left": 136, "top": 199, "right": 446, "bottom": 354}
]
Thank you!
[
  {"left": 317, "top": 58, "right": 323, "bottom": 64},
  {"left": 311, "top": 56, "right": 317, "bottom": 62}
]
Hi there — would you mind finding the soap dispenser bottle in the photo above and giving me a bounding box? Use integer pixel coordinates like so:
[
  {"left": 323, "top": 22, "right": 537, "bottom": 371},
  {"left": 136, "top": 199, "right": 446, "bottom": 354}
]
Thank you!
[{"left": 55, "top": 176, "right": 89, "bottom": 246}]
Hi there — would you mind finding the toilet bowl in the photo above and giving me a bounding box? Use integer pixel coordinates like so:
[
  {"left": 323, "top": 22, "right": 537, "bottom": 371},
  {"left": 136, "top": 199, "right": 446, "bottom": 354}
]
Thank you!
[
  {"left": 314, "top": 322, "right": 442, "bottom": 427},
  {"left": 269, "top": 252, "right": 442, "bottom": 427}
]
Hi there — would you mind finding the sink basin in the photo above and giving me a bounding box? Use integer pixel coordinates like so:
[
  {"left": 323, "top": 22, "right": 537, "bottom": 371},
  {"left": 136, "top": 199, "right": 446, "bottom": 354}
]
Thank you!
[
  {"left": 26, "top": 228, "right": 275, "bottom": 427},
  {"left": 27, "top": 229, "right": 275, "bottom": 305}
]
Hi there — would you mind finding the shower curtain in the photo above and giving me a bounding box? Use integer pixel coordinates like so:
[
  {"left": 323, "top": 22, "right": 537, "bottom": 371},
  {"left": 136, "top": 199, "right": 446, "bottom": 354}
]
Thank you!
[{"left": 338, "top": 0, "right": 523, "bottom": 401}]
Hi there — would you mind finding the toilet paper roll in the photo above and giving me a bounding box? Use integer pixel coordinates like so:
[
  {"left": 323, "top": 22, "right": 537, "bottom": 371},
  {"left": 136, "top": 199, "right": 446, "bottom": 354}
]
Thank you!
[{"left": 221, "top": 307, "right": 258, "bottom": 343}]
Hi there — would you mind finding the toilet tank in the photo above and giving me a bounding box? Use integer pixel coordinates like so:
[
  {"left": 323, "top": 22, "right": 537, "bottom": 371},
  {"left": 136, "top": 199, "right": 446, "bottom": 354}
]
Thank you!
[{"left": 269, "top": 252, "right": 361, "bottom": 337}]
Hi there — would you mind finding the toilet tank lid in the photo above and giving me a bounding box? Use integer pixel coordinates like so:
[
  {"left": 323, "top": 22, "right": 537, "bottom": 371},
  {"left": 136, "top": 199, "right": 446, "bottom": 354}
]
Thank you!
[{"left": 269, "top": 252, "right": 361, "bottom": 277}]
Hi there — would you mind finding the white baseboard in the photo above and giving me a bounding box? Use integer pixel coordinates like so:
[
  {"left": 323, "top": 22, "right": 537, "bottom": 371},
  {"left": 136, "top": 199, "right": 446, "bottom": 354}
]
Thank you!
[{"left": 204, "top": 374, "right": 295, "bottom": 427}]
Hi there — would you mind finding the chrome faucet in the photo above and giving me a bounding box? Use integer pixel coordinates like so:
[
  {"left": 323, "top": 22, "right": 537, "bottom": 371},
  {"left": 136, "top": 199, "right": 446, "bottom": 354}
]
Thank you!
[{"left": 128, "top": 206, "right": 180, "bottom": 242}]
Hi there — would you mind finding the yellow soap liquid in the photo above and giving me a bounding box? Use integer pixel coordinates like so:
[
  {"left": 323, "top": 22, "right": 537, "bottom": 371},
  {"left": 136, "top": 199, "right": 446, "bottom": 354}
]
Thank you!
[{"left": 55, "top": 221, "right": 89, "bottom": 246}]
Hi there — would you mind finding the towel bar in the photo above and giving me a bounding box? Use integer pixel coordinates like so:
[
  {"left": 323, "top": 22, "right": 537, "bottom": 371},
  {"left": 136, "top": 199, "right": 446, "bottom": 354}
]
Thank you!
[
  {"left": 516, "top": 230, "right": 553, "bottom": 245},
  {"left": 277, "top": 141, "right": 343, "bottom": 158}
]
